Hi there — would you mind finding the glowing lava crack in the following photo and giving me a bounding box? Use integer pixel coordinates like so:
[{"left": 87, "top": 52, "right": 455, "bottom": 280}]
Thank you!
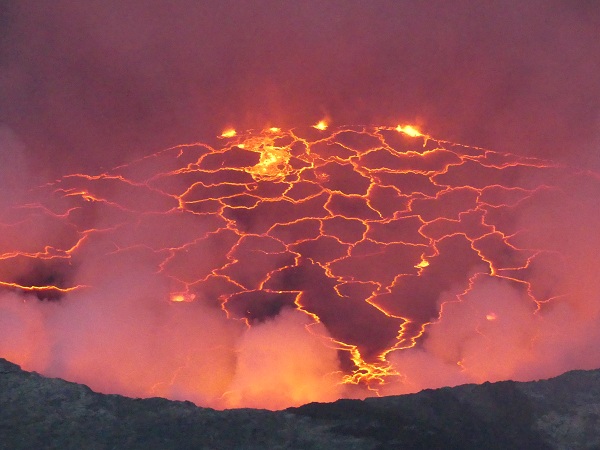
[{"left": 1, "top": 122, "right": 598, "bottom": 409}]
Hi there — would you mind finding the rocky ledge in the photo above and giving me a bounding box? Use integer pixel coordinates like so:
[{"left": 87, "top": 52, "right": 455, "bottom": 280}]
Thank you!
[{"left": 1, "top": 358, "right": 599, "bottom": 449}]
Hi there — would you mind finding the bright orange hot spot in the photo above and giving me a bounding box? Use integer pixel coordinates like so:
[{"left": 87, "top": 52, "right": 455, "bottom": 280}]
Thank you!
[
  {"left": 313, "top": 120, "right": 328, "bottom": 130},
  {"left": 415, "top": 259, "right": 430, "bottom": 269},
  {"left": 396, "top": 124, "right": 422, "bottom": 137},
  {"left": 170, "top": 293, "right": 196, "bottom": 303},
  {"left": 220, "top": 128, "right": 237, "bottom": 138}
]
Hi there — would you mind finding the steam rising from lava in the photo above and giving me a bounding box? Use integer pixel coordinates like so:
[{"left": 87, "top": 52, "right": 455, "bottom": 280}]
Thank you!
[{"left": 1, "top": 123, "right": 600, "bottom": 410}]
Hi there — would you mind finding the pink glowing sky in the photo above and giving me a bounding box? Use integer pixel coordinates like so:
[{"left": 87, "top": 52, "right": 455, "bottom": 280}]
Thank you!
[{"left": 1, "top": 0, "right": 599, "bottom": 176}]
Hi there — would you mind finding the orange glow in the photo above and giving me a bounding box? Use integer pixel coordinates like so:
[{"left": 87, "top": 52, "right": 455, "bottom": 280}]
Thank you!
[
  {"left": 312, "top": 119, "right": 328, "bottom": 130},
  {"left": 414, "top": 259, "right": 430, "bottom": 269},
  {"left": 170, "top": 293, "right": 196, "bottom": 303},
  {"left": 0, "top": 120, "right": 591, "bottom": 410},
  {"left": 240, "top": 135, "right": 292, "bottom": 180},
  {"left": 395, "top": 124, "right": 422, "bottom": 137},
  {"left": 220, "top": 128, "right": 237, "bottom": 138}
]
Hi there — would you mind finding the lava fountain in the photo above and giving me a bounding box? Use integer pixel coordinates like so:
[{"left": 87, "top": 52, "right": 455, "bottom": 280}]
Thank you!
[{"left": 1, "top": 122, "right": 599, "bottom": 409}]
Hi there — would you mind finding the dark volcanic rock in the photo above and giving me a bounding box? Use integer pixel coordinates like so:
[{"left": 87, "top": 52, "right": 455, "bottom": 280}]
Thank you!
[
  {"left": 0, "top": 359, "right": 368, "bottom": 450},
  {"left": 1, "top": 358, "right": 599, "bottom": 449}
]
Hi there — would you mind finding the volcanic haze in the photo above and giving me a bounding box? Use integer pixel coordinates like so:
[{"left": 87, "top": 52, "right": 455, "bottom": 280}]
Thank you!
[{"left": 1, "top": 1, "right": 600, "bottom": 409}]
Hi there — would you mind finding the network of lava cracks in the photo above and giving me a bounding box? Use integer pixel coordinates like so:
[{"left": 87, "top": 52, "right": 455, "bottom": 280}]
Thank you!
[{"left": 0, "top": 121, "right": 588, "bottom": 393}]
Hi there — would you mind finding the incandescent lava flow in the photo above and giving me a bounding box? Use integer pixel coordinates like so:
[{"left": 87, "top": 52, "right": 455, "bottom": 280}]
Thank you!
[{"left": 1, "top": 122, "right": 600, "bottom": 410}]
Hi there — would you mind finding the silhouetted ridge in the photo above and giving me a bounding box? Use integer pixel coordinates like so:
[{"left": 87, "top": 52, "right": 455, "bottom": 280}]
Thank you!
[{"left": 1, "top": 358, "right": 599, "bottom": 449}]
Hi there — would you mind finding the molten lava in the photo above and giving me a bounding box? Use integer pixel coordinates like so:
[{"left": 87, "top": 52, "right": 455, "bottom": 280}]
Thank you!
[{"left": 1, "top": 122, "right": 599, "bottom": 409}]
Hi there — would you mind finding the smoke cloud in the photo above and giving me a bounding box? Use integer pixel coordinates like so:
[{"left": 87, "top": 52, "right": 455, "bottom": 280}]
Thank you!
[
  {"left": 2, "top": 1, "right": 600, "bottom": 176},
  {"left": 381, "top": 170, "right": 600, "bottom": 396}
]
